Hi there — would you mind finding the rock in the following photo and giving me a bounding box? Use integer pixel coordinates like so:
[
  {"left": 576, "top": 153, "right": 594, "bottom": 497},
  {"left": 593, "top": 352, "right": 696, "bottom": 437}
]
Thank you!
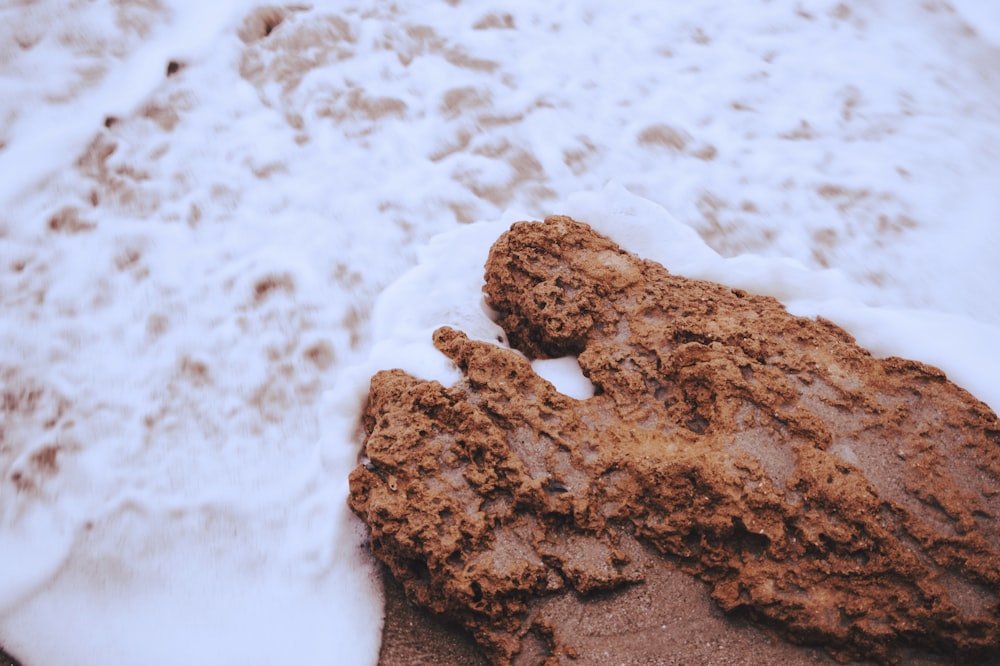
[{"left": 349, "top": 216, "right": 1000, "bottom": 665}]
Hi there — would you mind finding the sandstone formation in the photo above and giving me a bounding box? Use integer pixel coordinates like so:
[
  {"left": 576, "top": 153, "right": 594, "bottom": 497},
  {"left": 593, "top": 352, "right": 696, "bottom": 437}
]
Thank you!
[{"left": 349, "top": 216, "right": 1000, "bottom": 665}]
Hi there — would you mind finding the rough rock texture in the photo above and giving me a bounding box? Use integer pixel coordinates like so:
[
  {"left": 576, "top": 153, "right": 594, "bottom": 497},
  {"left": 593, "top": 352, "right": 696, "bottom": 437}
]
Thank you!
[{"left": 349, "top": 216, "right": 1000, "bottom": 665}]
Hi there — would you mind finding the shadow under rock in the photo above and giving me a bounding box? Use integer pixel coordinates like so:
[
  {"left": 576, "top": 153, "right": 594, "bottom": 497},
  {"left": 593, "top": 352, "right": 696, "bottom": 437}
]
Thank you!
[{"left": 378, "top": 563, "right": 489, "bottom": 666}]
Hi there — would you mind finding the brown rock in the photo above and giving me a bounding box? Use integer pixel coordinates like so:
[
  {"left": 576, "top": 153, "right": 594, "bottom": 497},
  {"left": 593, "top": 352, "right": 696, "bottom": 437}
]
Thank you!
[{"left": 350, "top": 216, "right": 1000, "bottom": 665}]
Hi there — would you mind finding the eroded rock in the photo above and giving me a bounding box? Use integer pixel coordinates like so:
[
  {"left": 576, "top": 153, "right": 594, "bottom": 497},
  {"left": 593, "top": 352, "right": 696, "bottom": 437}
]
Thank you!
[{"left": 349, "top": 216, "right": 1000, "bottom": 665}]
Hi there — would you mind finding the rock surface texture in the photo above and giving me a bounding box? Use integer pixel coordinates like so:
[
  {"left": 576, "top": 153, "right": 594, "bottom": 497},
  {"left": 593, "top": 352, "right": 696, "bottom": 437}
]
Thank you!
[{"left": 349, "top": 217, "right": 1000, "bottom": 665}]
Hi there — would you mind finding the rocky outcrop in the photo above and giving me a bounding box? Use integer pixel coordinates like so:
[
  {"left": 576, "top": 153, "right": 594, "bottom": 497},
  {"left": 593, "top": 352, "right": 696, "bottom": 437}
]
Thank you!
[{"left": 349, "top": 216, "right": 1000, "bottom": 665}]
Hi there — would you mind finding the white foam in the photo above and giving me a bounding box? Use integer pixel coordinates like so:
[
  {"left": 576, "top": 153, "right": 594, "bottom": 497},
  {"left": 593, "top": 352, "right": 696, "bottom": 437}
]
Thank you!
[
  {"left": 0, "top": 1, "right": 245, "bottom": 208},
  {"left": 531, "top": 357, "right": 596, "bottom": 401},
  {"left": 950, "top": 0, "right": 1000, "bottom": 45}
]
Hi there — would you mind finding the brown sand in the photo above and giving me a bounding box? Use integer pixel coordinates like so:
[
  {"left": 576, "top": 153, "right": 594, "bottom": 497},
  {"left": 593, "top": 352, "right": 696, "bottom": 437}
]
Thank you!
[
  {"left": 354, "top": 216, "right": 1000, "bottom": 665},
  {"left": 377, "top": 542, "right": 961, "bottom": 666}
]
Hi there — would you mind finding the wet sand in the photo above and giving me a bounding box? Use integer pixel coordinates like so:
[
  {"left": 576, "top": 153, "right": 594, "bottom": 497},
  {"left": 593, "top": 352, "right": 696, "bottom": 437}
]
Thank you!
[{"left": 377, "top": 538, "right": 959, "bottom": 666}]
